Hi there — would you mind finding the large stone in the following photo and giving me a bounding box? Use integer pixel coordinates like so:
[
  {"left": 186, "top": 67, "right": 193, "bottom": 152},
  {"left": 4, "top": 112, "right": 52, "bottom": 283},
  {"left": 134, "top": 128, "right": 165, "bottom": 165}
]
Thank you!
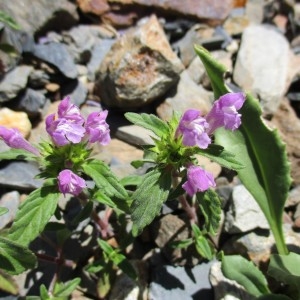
[
  {"left": 233, "top": 25, "right": 291, "bottom": 114},
  {"left": 0, "top": 65, "right": 33, "bottom": 102},
  {"left": 109, "top": 0, "right": 234, "bottom": 24},
  {"left": 224, "top": 185, "right": 269, "bottom": 234},
  {"left": 0, "top": 0, "right": 78, "bottom": 35},
  {"left": 156, "top": 71, "right": 212, "bottom": 121},
  {"left": 77, "top": 0, "right": 110, "bottom": 15},
  {"left": 95, "top": 15, "right": 184, "bottom": 108}
]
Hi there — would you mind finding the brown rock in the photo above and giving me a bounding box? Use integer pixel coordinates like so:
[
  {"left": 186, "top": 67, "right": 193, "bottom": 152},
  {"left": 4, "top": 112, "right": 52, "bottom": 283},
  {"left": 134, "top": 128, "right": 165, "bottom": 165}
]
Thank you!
[
  {"left": 77, "top": 0, "right": 110, "bottom": 15},
  {"left": 95, "top": 15, "right": 184, "bottom": 108},
  {"left": 0, "top": 108, "right": 32, "bottom": 138},
  {"left": 270, "top": 100, "right": 300, "bottom": 185},
  {"left": 109, "top": 0, "right": 234, "bottom": 24}
]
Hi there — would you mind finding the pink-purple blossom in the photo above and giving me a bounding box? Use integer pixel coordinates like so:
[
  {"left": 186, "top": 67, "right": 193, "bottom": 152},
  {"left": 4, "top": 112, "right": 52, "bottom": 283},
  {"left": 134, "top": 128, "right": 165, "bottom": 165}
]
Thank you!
[
  {"left": 0, "top": 126, "right": 39, "bottom": 155},
  {"left": 58, "top": 96, "right": 85, "bottom": 124},
  {"left": 206, "top": 92, "right": 246, "bottom": 135},
  {"left": 182, "top": 165, "right": 216, "bottom": 196},
  {"left": 57, "top": 169, "right": 87, "bottom": 196},
  {"left": 176, "top": 109, "right": 211, "bottom": 149},
  {"left": 46, "top": 114, "right": 86, "bottom": 146},
  {"left": 85, "top": 110, "right": 111, "bottom": 145}
]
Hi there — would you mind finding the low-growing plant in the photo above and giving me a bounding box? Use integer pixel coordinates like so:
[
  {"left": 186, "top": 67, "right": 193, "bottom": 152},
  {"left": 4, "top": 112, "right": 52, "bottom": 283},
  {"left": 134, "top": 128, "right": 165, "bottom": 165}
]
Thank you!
[{"left": 0, "top": 45, "right": 298, "bottom": 299}]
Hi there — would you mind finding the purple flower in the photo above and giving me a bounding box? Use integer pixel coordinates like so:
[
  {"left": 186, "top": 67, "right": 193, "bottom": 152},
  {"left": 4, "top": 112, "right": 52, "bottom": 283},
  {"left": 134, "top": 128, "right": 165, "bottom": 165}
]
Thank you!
[
  {"left": 182, "top": 165, "right": 216, "bottom": 196},
  {"left": 0, "top": 126, "right": 39, "bottom": 155},
  {"left": 206, "top": 92, "right": 246, "bottom": 135},
  {"left": 58, "top": 96, "right": 84, "bottom": 124},
  {"left": 46, "top": 114, "right": 86, "bottom": 146},
  {"left": 85, "top": 110, "right": 111, "bottom": 145},
  {"left": 176, "top": 109, "right": 211, "bottom": 149},
  {"left": 57, "top": 169, "right": 86, "bottom": 196}
]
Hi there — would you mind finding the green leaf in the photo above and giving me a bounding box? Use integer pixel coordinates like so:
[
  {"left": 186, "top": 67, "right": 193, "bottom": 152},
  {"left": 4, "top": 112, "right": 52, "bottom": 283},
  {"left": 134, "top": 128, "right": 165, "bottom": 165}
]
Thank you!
[
  {"left": 8, "top": 186, "right": 60, "bottom": 246},
  {"left": 195, "top": 144, "right": 244, "bottom": 170},
  {"left": 98, "top": 239, "right": 137, "bottom": 280},
  {"left": 130, "top": 168, "right": 171, "bottom": 236},
  {"left": 82, "top": 159, "right": 130, "bottom": 212},
  {"left": 258, "top": 294, "right": 292, "bottom": 300},
  {"left": 0, "top": 270, "right": 18, "bottom": 294},
  {"left": 221, "top": 255, "right": 270, "bottom": 297},
  {"left": 0, "top": 149, "right": 37, "bottom": 161},
  {"left": 268, "top": 252, "right": 300, "bottom": 299},
  {"left": 54, "top": 278, "right": 81, "bottom": 297},
  {"left": 0, "top": 236, "right": 36, "bottom": 275},
  {"left": 0, "top": 11, "right": 21, "bottom": 30},
  {"left": 0, "top": 43, "right": 19, "bottom": 57},
  {"left": 170, "top": 238, "right": 193, "bottom": 249},
  {"left": 40, "top": 284, "right": 50, "bottom": 299},
  {"left": 0, "top": 207, "right": 8, "bottom": 216},
  {"left": 120, "top": 174, "right": 144, "bottom": 187},
  {"left": 125, "top": 112, "right": 169, "bottom": 138},
  {"left": 195, "top": 45, "right": 291, "bottom": 255},
  {"left": 196, "top": 189, "right": 222, "bottom": 235}
]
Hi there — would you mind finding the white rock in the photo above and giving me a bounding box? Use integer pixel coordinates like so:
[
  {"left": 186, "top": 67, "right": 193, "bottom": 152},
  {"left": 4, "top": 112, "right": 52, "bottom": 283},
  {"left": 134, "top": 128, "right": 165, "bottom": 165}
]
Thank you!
[
  {"left": 224, "top": 185, "right": 269, "bottom": 233},
  {"left": 233, "top": 25, "right": 290, "bottom": 114}
]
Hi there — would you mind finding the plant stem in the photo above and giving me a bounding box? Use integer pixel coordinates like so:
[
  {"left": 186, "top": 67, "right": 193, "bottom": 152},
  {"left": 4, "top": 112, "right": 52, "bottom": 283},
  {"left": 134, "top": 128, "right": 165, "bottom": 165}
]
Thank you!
[{"left": 269, "top": 219, "right": 289, "bottom": 255}]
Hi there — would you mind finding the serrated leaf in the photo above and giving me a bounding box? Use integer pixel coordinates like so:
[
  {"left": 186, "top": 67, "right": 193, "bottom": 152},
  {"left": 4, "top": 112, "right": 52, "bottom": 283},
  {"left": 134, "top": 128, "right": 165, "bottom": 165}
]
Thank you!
[
  {"left": 0, "top": 270, "right": 18, "bottom": 294},
  {"left": 195, "top": 45, "right": 291, "bottom": 254},
  {"left": 0, "top": 149, "right": 37, "bottom": 161},
  {"left": 54, "top": 278, "right": 81, "bottom": 297},
  {"left": 130, "top": 169, "right": 171, "bottom": 236},
  {"left": 268, "top": 253, "right": 300, "bottom": 299},
  {"left": 125, "top": 112, "right": 169, "bottom": 138},
  {"left": 0, "top": 236, "right": 36, "bottom": 275},
  {"left": 195, "top": 144, "right": 244, "bottom": 170},
  {"left": 196, "top": 189, "right": 221, "bottom": 235},
  {"left": 120, "top": 174, "right": 144, "bottom": 187},
  {"left": 40, "top": 284, "right": 50, "bottom": 299},
  {"left": 0, "top": 207, "right": 8, "bottom": 216},
  {"left": 194, "top": 235, "right": 214, "bottom": 260},
  {"left": 82, "top": 159, "right": 130, "bottom": 212},
  {"left": 221, "top": 255, "right": 270, "bottom": 297},
  {"left": 8, "top": 186, "right": 60, "bottom": 246}
]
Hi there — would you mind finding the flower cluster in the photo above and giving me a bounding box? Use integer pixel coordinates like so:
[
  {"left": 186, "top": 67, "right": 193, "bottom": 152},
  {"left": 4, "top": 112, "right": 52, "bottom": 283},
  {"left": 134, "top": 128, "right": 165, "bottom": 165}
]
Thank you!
[
  {"left": 0, "top": 96, "right": 111, "bottom": 196},
  {"left": 176, "top": 92, "right": 245, "bottom": 196}
]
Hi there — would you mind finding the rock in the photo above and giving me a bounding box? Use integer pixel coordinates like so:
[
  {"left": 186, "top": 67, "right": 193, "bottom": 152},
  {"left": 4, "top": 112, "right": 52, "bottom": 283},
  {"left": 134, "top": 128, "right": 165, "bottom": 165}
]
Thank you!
[
  {"left": 151, "top": 214, "right": 200, "bottom": 266},
  {"left": 87, "top": 38, "right": 115, "bottom": 81},
  {"left": 156, "top": 71, "right": 212, "bottom": 121},
  {"left": 0, "top": 161, "right": 43, "bottom": 191},
  {"left": 0, "top": 0, "right": 79, "bottom": 35},
  {"left": 149, "top": 262, "right": 214, "bottom": 300},
  {"left": 0, "top": 107, "right": 32, "bottom": 137},
  {"left": 224, "top": 185, "right": 269, "bottom": 234},
  {"left": 77, "top": 0, "right": 110, "bottom": 15},
  {"left": 14, "top": 88, "right": 50, "bottom": 119},
  {"left": 210, "top": 262, "right": 256, "bottom": 300},
  {"left": 0, "top": 191, "right": 21, "bottom": 229},
  {"left": 61, "top": 79, "right": 88, "bottom": 107},
  {"left": 222, "top": 224, "right": 300, "bottom": 266},
  {"left": 270, "top": 100, "right": 300, "bottom": 185},
  {"left": 233, "top": 25, "right": 291, "bottom": 114},
  {"left": 32, "top": 42, "right": 78, "bottom": 79},
  {"left": 115, "top": 124, "right": 155, "bottom": 146},
  {"left": 95, "top": 15, "right": 184, "bottom": 109},
  {"left": 0, "top": 65, "right": 33, "bottom": 102},
  {"left": 28, "top": 69, "right": 50, "bottom": 88},
  {"left": 223, "top": 15, "right": 250, "bottom": 36},
  {"left": 245, "top": 0, "right": 265, "bottom": 24},
  {"left": 111, "top": 0, "right": 234, "bottom": 24},
  {"left": 286, "top": 185, "right": 300, "bottom": 207}
]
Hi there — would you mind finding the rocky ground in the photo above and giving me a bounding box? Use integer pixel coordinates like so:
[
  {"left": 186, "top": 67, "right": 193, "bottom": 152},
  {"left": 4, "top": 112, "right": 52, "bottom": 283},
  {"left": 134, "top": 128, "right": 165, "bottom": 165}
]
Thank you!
[{"left": 1, "top": 0, "right": 300, "bottom": 299}]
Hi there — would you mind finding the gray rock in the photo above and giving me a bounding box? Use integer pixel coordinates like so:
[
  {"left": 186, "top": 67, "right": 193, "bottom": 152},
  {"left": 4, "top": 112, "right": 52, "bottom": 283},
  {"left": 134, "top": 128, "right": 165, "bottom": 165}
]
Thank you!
[
  {"left": 210, "top": 262, "right": 255, "bottom": 300},
  {"left": 61, "top": 79, "right": 87, "bottom": 107},
  {"left": 15, "top": 88, "right": 50, "bottom": 118},
  {"left": 87, "top": 38, "right": 115, "bottom": 81},
  {"left": 32, "top": 42, "right": 78, "bottom": 79},
  {"left": 95, "top": 15, "right": 184, "bottom": 109},
  {"left": 0, "top": 161, "right": 43, "bottom": 191},
  {"left": 0, "top": 191, "right": 20, "bottom": 229},
  {"left": 224, "top": 185, "right": 269, "bottom": 234},
  {"left": 233, "top": 25, "right": 291, "bottom": 114},
  {"left": 149, "top": 262, "right": 214, "bottom": 300},
  {"left": 0, "top": 65, "right": 33, "bottom": 102},
  {"left": 28, "top": 69, "right": 50, "bottom": 88},
  {"left": 0, "top": 0, "right": 78, "bottom": 35},
  {"left": 157, "top": 71, "right": 212, "bottom": 121}
]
